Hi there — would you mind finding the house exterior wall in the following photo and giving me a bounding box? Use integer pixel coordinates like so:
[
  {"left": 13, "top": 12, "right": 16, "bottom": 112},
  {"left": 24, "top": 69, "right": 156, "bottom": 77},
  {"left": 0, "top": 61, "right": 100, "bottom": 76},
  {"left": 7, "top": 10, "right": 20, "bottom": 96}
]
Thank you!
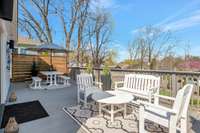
[
  {"left": 0, "top": 20, "right": 11, "bottom": 103},
  {"left": 0, "top": 0, "right": 17, "bottom": 103}
]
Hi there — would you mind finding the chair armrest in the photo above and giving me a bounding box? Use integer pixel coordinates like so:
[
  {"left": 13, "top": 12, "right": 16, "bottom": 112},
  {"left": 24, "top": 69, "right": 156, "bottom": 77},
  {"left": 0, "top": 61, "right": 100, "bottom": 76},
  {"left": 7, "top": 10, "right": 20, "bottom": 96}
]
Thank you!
[
  {"left": 94, "top": 82, "right": 103, "bottom": 89},
  {"left": 154, "top": 94, "right": 176, "bottom": 101},
  {"left": 114, "top": 81, "right": 124, "bottom": 89},
  {"left": 139, "top": 101, "right": 176, "bottom": 114}
]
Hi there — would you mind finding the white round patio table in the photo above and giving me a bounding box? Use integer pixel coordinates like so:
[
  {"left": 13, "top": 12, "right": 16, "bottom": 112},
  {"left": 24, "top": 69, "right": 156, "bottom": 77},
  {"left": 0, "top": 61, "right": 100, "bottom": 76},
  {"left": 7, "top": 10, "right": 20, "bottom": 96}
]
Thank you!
[{"left": 92, "top": 90, "right": 133, "bottom": 122}]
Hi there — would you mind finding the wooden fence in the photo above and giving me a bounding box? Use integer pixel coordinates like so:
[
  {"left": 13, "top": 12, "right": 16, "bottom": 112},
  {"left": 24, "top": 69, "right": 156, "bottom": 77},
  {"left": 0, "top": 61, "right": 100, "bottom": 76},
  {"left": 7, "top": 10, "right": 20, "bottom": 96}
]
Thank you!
[{"left": 12, "top": 54, "right": 68, "bottom": 82}]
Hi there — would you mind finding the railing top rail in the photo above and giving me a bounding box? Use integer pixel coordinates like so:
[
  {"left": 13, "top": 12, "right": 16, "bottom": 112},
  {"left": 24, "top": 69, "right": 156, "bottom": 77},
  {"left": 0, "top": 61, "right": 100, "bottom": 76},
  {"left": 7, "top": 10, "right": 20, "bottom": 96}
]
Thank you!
[{"left": 69, "top": 67, "right": 200, "bottom": 76}]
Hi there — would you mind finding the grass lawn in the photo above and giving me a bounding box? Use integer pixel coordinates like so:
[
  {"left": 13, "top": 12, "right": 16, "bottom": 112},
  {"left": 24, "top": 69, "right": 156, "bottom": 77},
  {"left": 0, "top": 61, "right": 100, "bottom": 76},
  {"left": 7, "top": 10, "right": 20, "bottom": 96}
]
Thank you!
[{"left": 160, "top": 89, "right": 171, "bottom": 96}]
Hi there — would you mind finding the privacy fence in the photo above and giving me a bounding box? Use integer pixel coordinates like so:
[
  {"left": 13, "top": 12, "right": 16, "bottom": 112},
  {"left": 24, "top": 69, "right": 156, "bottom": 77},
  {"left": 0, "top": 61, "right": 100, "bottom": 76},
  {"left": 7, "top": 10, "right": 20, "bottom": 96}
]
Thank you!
[{"left": 12, "top": 54, "right": 68, "bottom": 82}]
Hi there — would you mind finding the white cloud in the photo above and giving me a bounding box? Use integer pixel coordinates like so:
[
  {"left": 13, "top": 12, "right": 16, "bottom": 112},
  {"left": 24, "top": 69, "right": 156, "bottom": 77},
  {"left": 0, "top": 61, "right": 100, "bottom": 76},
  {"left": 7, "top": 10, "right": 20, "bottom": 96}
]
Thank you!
[
  {"left": 162, "top": 13, "right": 200, "bottom": 31},
  {"left": 131, "top": 1, "right": 200, "bottom": 34},
  {"left": 131, "top": 27, "right": 145, "bottom": 35},
  {"left": 90, "top": 0, "right": 120, "bottom": 11},
  {"left": 156, "top": 0, "right": 200, "bottom": 27},
  {"left": 131, "top": 10, "right": 200, "bottom": 35}
]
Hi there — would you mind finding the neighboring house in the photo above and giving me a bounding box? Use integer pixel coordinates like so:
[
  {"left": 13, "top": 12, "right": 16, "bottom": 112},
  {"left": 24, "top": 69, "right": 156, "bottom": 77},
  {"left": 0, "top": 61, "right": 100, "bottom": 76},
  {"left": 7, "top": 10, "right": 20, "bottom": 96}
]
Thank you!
[
  {"left": 16, "top": 37, "right": 41, "bottom": 55},
  {"left": 178, "top": 60, "right": 200, "bottom": 71},
  {"left": 0, "top": 0, "right": 17, "bottom": 104},
  {"left": 16, "top": 37, "right": 66, "bottom": 56}
]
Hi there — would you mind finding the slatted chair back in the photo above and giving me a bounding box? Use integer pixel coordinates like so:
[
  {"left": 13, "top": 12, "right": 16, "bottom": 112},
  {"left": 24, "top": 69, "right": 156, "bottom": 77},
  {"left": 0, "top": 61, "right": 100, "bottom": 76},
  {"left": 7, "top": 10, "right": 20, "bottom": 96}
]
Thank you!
[
  {"left": 172, "top": 84, "right": 193, "bottom": 122},
  {"left": 77, "top": 73, "right": 93, "bottom": 91},
  {"left": 123, "top": 74, "right": 160, "bottom": 94}
]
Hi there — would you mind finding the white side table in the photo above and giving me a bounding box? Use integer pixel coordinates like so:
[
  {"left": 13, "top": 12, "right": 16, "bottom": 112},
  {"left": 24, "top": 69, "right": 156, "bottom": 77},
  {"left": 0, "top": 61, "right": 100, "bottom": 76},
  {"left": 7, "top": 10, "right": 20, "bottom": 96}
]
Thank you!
[{"left": 92, "top": 90, "right": 133, "bottom": 122}]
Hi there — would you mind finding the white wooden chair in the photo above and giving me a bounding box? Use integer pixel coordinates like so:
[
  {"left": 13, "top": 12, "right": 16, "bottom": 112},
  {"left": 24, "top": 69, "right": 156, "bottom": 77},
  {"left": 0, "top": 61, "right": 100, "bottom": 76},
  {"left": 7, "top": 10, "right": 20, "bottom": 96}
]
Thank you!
[
  {"left": 139, "top": 84, "right": 193, "bottom": 133},
  {"left": 115, "top": 74, "right": 160, "bottom": 103},
  {"left": 76, "top": 73, "right": 102, "bottom": 106}
]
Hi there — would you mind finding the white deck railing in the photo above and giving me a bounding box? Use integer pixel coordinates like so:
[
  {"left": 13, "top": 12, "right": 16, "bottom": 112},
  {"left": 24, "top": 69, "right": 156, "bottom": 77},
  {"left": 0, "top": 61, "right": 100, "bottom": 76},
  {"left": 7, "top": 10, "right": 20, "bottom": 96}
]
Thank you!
[{"left": 69, "top": 67, "right": 200, "bottom": 108}]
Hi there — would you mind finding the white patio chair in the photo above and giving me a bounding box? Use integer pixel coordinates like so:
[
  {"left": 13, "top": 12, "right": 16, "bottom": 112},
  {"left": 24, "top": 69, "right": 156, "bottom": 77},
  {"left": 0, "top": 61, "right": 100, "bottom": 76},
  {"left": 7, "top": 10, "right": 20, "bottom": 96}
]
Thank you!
[
  {"left": 76, "top": 73, "right": 102, "bottom": 106},
  {"left": 139, "top": 84, "right": 193, "bottom": 133}
]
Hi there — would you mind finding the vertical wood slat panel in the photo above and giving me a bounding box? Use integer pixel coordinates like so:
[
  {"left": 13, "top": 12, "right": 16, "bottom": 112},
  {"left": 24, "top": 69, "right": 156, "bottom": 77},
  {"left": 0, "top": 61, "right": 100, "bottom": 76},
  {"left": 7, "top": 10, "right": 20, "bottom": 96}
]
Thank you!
[{"left": 12, "top": 54, "right": 68, "bottom": 82}]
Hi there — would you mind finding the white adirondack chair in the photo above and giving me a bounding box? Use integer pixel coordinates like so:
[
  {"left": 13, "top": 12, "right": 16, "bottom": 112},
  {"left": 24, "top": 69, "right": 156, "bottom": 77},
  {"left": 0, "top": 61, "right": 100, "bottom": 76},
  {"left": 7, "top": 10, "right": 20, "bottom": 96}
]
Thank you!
[
  {"left": 76, "top": 73, "right": 102, "bottom": 106},
  {"left": 139, "top": 84, "right": 193, "bottom": 133},
  {"left": 115, "top": 74, "right": 160, "bottom": 103}
]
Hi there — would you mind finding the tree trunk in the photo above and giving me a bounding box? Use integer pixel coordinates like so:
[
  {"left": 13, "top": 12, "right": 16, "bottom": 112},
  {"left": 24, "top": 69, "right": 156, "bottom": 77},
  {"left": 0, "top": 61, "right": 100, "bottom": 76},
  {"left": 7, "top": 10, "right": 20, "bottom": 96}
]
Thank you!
[{"left": 77, "top": 27, "right": 81, "bottom": 66}]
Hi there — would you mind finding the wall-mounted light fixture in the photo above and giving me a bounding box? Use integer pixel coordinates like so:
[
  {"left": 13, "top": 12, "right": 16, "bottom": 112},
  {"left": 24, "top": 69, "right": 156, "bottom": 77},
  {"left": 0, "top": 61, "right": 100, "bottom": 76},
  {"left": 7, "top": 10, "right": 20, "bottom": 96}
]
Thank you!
[{"left": 7, "top": 40, "right": 14, "bottom": 50}]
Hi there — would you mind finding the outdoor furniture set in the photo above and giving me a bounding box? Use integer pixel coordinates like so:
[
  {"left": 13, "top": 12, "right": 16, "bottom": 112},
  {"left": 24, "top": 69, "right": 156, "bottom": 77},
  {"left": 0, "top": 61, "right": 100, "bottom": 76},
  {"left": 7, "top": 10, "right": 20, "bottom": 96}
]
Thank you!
[
  {"left": 27, "top": 43, "right": 72, "bottom": 90},
  {"left": 76, "top": 73, "right": 193, "bottom": 133},
  {"left": 30, "top": 71, "right": 70, "bottom": 90}
]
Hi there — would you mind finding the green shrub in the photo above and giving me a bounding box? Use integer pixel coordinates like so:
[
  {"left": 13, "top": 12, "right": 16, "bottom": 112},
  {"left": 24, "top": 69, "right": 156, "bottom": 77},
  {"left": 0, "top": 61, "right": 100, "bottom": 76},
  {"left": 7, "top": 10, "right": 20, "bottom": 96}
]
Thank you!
[
  {"left": 86, "top": 63, "right": 93, "bottom": 74},
  {"left": 102, "top": 65, "right": 110, "bottom": 76}
]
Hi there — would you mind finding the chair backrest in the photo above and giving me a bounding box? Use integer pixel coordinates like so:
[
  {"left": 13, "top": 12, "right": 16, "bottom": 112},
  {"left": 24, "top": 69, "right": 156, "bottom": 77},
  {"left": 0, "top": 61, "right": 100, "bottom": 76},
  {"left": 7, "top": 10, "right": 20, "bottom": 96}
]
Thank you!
[
  {"left": 76, "top": 73, "right": 94, "bottom": 91},
  {"left": 123, "top": 74, "right": 160, "bottom": 93},
  {"left": 172, "top": 84, "right": 193, "bottom": 122}
]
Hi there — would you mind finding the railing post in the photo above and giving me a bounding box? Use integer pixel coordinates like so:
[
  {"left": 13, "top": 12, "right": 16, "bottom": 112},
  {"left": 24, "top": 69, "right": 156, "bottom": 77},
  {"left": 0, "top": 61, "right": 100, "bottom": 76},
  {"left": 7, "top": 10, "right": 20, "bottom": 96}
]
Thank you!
[
  {"left": 171, "top": 74, "right": 177, "bottom": 97},
  {"left": 97, "top": 68, "right": 101, "bottom": 82}
]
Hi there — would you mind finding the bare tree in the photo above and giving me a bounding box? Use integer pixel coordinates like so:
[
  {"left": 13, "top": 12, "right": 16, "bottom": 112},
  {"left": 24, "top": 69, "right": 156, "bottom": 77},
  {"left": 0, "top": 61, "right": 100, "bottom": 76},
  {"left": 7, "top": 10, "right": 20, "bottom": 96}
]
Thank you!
[
  {"left": 136, "top": 26, "right": 176, "bottom": 69},
  {"left": 183, "top": 41, "right": 191, "bottom": 61},
  {"left": 18, "top": 0, "right": 55, "bottom": 43},
  {"left": 128, "top": 41, "right": 139, "bottom": 61},
  {"left": 128, "top": 38, "right": 147, "bottom": 69},
  {"left": 18, "top": 18, "right": 33, "bottom": 39},
  {"left": 104, "top": 50, "right": 117, "bottom": 66},
  {"left": 55, "top": 0, "right": 81, "bottom": 49},
  {"left": 18, "top": 0, "right": 113, "bottom": 69},
  {"left": 55, "top": 0, "right": 90, "bottom": 66},
  {"left": 76, "top": 0, "right": 90, "bottom": 66},
  {"left": 86, "top": 11, "right": 112, "bottom": 67}
]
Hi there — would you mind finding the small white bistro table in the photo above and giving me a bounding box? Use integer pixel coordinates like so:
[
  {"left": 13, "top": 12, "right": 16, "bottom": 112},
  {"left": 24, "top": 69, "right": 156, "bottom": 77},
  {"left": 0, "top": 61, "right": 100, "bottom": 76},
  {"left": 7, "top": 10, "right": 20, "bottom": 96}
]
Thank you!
[
  {"left": 40, "top": 71, "right": 63, "bottom": 86},
  {"left": 92, "top": 90, "right": 133, "bottom": 122}
]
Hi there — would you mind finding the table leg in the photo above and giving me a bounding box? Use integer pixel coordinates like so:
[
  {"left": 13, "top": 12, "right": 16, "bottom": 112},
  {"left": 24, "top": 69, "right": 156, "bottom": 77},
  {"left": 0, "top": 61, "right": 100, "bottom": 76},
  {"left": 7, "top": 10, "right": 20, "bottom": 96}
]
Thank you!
[
  {"left": 64, "top": 79, "right": 67, "bottom": 85},
  {"left": 54, "top": 74, "right": 57, "bottom": 85},
  {"left": 124, "top": 104, "right": 127, "bottom": 118},
  {"left": 111, "top": 104, "right": 114, "bottom": 122},
  {"left": 46, "top": 75, "right": 49, "bottom": 84},
  {"left": 99, "top": 103, "right": 102, "bottom": 115},
  {"left": 50, "top": 75, "right": 53, "bottom": 86}
]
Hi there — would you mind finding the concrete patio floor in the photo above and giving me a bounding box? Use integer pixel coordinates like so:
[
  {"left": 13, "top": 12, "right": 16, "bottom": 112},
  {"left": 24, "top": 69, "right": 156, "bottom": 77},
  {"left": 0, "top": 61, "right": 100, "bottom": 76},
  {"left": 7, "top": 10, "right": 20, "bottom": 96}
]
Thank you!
[
  {"left": 1, "top": 81, "right": 200, "bottom": 133},
  {"left": 1, "top": 82, "right": 85, "bottom": 133}
]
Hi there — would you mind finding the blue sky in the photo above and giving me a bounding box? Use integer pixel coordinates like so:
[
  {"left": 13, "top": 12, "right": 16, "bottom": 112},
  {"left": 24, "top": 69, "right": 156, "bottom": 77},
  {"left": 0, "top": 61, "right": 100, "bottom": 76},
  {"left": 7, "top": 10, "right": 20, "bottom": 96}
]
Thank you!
[
  {"left": 97, "top": 0, "right": 200, "bottom": 61},
  {"left": 19, "top": 0, "right": 200, "bottom": 62}
]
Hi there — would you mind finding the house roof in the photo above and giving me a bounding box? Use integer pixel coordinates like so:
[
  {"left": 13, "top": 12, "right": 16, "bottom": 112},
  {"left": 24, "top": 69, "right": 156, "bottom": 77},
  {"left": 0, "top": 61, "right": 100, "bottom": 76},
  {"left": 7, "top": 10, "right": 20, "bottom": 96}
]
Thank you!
[{"left": 17, "top": 37, "right": 41, "bottom": 47}]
